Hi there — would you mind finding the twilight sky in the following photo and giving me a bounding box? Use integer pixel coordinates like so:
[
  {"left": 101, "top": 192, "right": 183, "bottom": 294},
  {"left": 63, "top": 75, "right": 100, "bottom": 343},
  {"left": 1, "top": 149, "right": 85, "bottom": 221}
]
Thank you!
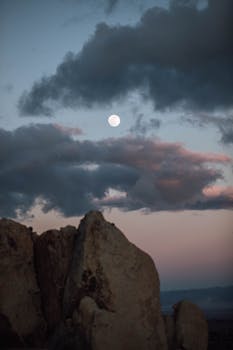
[{"left": 0, "top": 0, "right": 233, "bottom": 290}]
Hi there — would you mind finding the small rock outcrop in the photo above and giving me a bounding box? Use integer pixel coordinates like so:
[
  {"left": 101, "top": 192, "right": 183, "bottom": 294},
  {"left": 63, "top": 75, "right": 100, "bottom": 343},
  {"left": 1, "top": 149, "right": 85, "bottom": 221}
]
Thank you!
[
  {"left": 163, "top": 301, "right": 208, "bottom": 350},
  {"left": 0, "top": 219, "right": 46, "bottom": 346},
  {"left": 34, "top": 226, "right": 77, "bottom": 331},
  {"left": 64, "top": 211, "right": 167, "bottom": 350},
  {"left": 174, "top": 300, "right": 208, "bottom": 350},
  {"left": 0, "top": 212, "right": 209, "bottom": 350}
]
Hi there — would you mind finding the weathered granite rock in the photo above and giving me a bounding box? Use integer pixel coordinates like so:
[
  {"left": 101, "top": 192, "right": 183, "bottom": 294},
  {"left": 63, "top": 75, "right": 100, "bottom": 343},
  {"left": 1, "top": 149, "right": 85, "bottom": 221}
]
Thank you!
[
  {"left": 0, "top": 218, "right": 46, "bottom": 345},
  {"left": 0, "top": 214, "right": 209, "bottom": 350},
  {"left": 174, "top": 300, "right": 208, "bottom": 350},
  {"left": 34, "top": 226, "right": 77, "bottom": 331},
  {"left": 64, "top": 211, "right": 167, "bottom": 350}
]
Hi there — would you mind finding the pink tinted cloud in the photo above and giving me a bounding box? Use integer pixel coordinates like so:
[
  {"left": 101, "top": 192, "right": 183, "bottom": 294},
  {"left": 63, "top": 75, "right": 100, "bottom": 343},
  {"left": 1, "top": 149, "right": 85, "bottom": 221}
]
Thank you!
[
  {"left": 203, "top": 186, "right": 233, "bottom": 200},
  {"left": 172, "top": 143, "right": 231, "bottom": 164},
  {"left": 109, "top": 138, "right": 231, "bottom": 172},
  {"left": 53, "top": 123, "right": 83, "bottom": 136}
]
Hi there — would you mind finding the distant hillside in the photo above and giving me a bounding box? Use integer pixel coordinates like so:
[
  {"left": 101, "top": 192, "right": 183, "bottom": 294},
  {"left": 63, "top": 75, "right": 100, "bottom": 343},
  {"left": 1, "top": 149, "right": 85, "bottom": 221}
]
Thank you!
[{"left": 161, "top": 286, "right": 233, "bottom": 319}]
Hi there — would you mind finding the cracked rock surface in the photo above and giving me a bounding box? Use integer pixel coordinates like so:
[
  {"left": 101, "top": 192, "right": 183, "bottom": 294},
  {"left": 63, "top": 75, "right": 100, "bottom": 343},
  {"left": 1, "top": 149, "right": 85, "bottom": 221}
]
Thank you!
[
  {"left": 64, "top": 211, "right": 167, "bottom": 350},
  {"left": 34, "top": 226, "right": 77, "bottom": 331}
]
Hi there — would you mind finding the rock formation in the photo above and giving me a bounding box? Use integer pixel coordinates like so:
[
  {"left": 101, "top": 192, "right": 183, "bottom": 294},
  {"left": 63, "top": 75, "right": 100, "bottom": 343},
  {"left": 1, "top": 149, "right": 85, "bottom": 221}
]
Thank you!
[
  {"left": 163, "top": 301, "right": 208, "bottom": 350},
  {"left": 64, "top": 211, "right": 167, "bottom": 350},
  {"left": 0, "top": 219, "right": 46, "bottom": 347},
  {"left": 174, "top": 300, "right": 208, "bottom": 350},
  {"left": 34, "top": 226, "right": 77, "bottom": 331},
  {"left": 0, "top": 212, "right": 208, "bottom": 350}
]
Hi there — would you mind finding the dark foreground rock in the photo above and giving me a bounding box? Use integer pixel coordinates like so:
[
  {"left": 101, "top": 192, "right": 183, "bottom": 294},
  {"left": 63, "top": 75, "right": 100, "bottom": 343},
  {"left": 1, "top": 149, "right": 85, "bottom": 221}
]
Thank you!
[
  {"left": 163, "top": 315, "right": 175, "bottom": 350},
  {"left": 0, "top": 212, "right": 209, "bottom": 350},
  {"left": 0, "top": 219, "right": 46, "bottom": 347},
  {"left": 208, "top": 319, "right": 233, "bottom": 350},
  {"left": 34, "top": 226, "right": 77, "bottom": 331}
]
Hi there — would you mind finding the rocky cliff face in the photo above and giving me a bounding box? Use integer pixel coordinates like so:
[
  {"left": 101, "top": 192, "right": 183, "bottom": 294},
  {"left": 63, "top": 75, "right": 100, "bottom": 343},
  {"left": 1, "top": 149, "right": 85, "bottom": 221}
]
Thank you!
[
  {"left": 34, "top": 226, "right": 77, "bottom": 331},
  {"left": 64, "top": 211, "right": 167, "bottom": 350},
  {"left": 0, "top": 219, "right": 46, "bottom": 347},
  {"left": 0, "top": 212, "right": 208, "bottom": 350}
]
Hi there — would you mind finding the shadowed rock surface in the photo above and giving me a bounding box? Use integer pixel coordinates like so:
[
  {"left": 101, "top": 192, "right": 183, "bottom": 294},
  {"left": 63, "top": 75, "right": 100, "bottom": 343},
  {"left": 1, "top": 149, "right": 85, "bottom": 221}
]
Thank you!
[
  {"left": 0, "top": 219, "right": 46, "bottom": 346},
  {"left": 0, "top": 212, "right": 209, "bottom": 350},
  {"left": 0, "top": 313, "right": 24, "bottom": 348},
  {"left": 34, "top": 226, "right": 77, "bottom": 331},
  {"left": 163, "top": 315, "right": 175, "bottom": 350},
  {"left": 208, "top": 319, "right": 233, "bottom": 350}
]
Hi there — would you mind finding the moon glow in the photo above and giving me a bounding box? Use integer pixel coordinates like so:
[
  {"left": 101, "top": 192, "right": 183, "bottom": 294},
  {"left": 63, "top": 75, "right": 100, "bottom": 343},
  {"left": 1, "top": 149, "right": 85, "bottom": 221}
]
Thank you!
[{"left": 108, "top": 114, "right": 121, "bottom": 127}]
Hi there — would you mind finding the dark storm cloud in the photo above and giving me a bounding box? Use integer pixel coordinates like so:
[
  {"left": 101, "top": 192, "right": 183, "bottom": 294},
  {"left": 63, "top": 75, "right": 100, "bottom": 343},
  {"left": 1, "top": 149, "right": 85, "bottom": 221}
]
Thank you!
[
  {"left": 129, "top": 114, "right": 161, "bottom": 136},
  {"left": 18, "top": 0, "right": 233, "bottom": 117},
  {"left": 183, "top": 113, "right": 233, "bottom": 144},
  {"left": 0, "top": 124, "right": 232, "bottom": 218}
]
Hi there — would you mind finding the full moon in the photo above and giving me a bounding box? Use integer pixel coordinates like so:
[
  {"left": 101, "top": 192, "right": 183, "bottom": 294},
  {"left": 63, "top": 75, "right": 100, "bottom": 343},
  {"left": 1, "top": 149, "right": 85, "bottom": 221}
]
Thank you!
[{"left": 108, "top": 114, "right": 121, "bottom": 127}]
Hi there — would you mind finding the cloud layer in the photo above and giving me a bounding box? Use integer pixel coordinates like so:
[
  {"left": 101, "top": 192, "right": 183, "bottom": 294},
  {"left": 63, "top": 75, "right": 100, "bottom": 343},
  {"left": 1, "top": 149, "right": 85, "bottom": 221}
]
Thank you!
[
  {"left": 0, "top": 123, "right": 232, "bottom": 218},
  {"left": 129, "top": 114, "right": 161, "bottom": 136},
  {"left": 182, "top": 113, "right": 233, "bottom": 144},
  {"left": 18, "top": 0, "right": 233, "bottom": 116}
]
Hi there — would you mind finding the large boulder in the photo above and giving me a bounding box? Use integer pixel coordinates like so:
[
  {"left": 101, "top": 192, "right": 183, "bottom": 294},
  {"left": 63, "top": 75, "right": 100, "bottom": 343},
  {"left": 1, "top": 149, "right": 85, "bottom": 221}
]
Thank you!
[
  {"left": 174, "top": 300, "right": 208, "bottom": 350},
  {"left": 64, "top": 211, "right": 167, "bottom": 350},
  {"left": 34, "top": 226, "right": 77, "bottom": 331},
  {"left": 0, "top": 218, "right": 46, "bottom": 345}
]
